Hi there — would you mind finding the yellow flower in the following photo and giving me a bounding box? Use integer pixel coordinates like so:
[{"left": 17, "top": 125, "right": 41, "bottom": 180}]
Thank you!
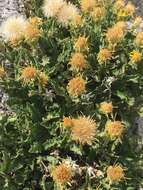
[
  {"left": 132, "top": 16, "right": 142, "bottom": 29},
  {"left": 62, "top": 117, "right": 73, "bottom": 128},
  {"left": 129, "top": 50, "right": 142, "bottom": 63},
  {"left": 29, "top": 17, "right": 42, "bottom": 27},
  {"left": 107, "top": 165, "right": 124, "bottom": 183},
  {"left": 71, "top": 116, "right": 96, "bottom": 145},
  {"left": 0, "top": 15, "right": 26, "bottom": 43},
  {"left": 106, "top": 26, "right": 124, "bottom": 44},
  {"left": 24, "top": 22, "right": 41, "bottom": 42},
  {"left": 80, "top": 0, "right": 96, "bottom": 12},
  {"left": 57, "top": 3, "right": 79, "bottom": 26},
  {"left": 135, "top": 32, "right": 143, "bottom": 47},
  {"left": 69, "top": 53, "right": 87, "bottom": 71},
  {"left": 74, "top": 36, "right": 88, "bottom": 52},
  {"left": 114, "top": 0, "right": 125, "bottom": 11},
  {"left": 97, "top": 48, "right": 112, "bottom": 64},
  {"left": 38, "top": 72, "right": 48, "bottom": 87},
  {"left": 124, "top": 2, "right": 135, "bottom": 17},
  {"left": 67, "top": 76, "right": 86, "bottom": 97},
  {"left": 21, "top": 66, "right": 37, "bottom": 81},
  {"left": 100, "top": 102, "right": 113, "bottom": 114},
  {"left": 114, "top": 21, "right": 127, "bottom": 32},
  {"left": 42, "top": 0, "right": 66, "bottom": 18},
  {"left": 51, "top": 163, "right": 72, "bottom": 185},
  {"left": 105, "top": 120, "right": 124, "bottom": 139},
  {"left": 71, "top": 14, "right": 83, "bottom": 26},
  {"left": 0, "top": 67, "right": 6, "bottom": 79},
  {"left": 91, "top": 7, "right": 104, "bottom": 22}
]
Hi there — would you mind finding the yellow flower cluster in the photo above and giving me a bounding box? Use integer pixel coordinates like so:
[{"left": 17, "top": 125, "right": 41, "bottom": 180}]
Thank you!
[
  {"left": 74, "top": 36, "right": 88, "bottom": 52},
  {"left": 105, "top": 120, "right": 124, "bottom": 139},
  {"left": 42, "top": 0, "right": 80, "bottom": 27},
  {"left": 91, "top": 7, "right": 104, "bottom": 22},
  {"left": 97, "top": 48, "right": 112, "bottom": 64},
  {"left": 106, "top": 25, "right": 124, "bottom": 45},
  {"left": 71, "top": 116, "right": 96, "bottom": 145},
  {"left": 20, "top": 66, "right": 48, "bottom": 87},
  {"left": 0, "top": 16, "right": 42, "bottom": 46},
  {"left": 129, "top": 50, "right": 142, "bottom": 63},
  {"left": 107, "top": 165, "right": 124, "bottom": 183},
  {"left": 80, "top": 0, "right": 96, "bottom": 13},
  {"left": 114, "top": 0, "right": 135, "bottom": 18},
  {"left": 69, "top": 53, "right": 87, "bottom": 71},
  {"left": 135, "top": 32, "right": 143, "bottom": 47},
  {"left": 100, "top": 102, "right": 113, "bottom": 114},
  {"left": 62, "top": 116, "right": 96, "bottom": 145},
  {"left": 67, "top": 76, "right": 86, "bottom": 97},
  {"left": 51, "top": 163, "right": 72, "bottom": 185}
]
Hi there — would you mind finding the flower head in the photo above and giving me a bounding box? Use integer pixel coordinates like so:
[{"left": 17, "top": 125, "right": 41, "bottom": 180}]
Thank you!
[
  {"left": 24, "top": 22, "right": 41, "bottom": 42},
  {"left": 80, "top": 0, "right": 96, "bottom": 12},
  {"left": 97, "top": 48, "right": 112, "bottom": 64},
  {"left": 107, "top": 165, "right": 124, "bottom": 183},
  {"left": 115, "top": 21, "right": 127, "bottom": 31},
  {"left": 114, "top": 0, "right": 125, "bottom": 11},
  {"left": 42, "top": 0, "right": 65, "bottom": 18},
  {"left": 91, "top": 7, "right": 104, "bottom": 22},
  {"left": 57, "top": 3, "right": 79, "bottom": 26},
  {"left": 63, "top": 117, "right": 73, "bottom": 128},
  {"left": 124, "top": 2, "right": 135, "bottom": 17},
  {"left": 135, "top": 32, "right": 143, "bottom": 47},
  {"left": 51, "top": 163, "right": 72, "bottom": 185},
  {"left": 38, "top": 72, "right": 48, "bottom": 87},
  {"left": 74, "top": 36, "right": 88, "bottom": 52},
  {"left": 132, "top": 16, "right": 142, "bottom": 29},
  {"left": 71, "top": 14, "right": 83, "bottom": 26},
  {"left": 71, "top": 116, "right": 96, "bottom": 145},
  {"left": 129, "top": 50, "right": 142, "bottom": 63},
  {"left": 105, "top": 120, "right": 124, "bottom": 139},
  {"left": 69, "top": 53, "right": 87, "bottom": 71},
  {"left": 0, "top": 67, "right": 6, "bottom": 79},
  {"left": 0, "top": 15, "right": 26, "bottom": 43},
  {"left": 100, "top": 102, "right": 113, "bottom": 114},
  {"left": 106, "top": 26, "right": 124, "bottom": 44},
  {"left": 67, "top": 76, "right": 86, "bottom": 97},
  {"left": 21, "top": 66, "right": 37, "bottom": 82},
  {"left": 29, "top": 17, "right": 42, "bottom": 26}
]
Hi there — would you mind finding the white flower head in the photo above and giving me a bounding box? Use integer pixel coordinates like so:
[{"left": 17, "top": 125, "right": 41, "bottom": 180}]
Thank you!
[
  {"left": 0, "top": 15, "right": 27, "bottom": 41},
  {"left": 42, "top": 0, "right": 66, "bottom": 18},
  {"left": 57, "top": 3, "right": 79, "bottom": 26}
]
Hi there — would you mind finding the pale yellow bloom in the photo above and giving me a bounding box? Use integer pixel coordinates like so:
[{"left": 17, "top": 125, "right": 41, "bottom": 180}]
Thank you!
[
  {"left": 67, "top": 76, "right": 86, "bottom": 97},
  {"left": 97, "top": 48, "right": 112, "bottom": 64},
  {"left": 100, "top": 102, "right": 113, "bottom": 114},
  {"left": 135, "top": 32, "right": 143, "bottom": 47},
  {"left": 69, "top": 53, "right": 87, "bottom": 71},
  {"left": 129, "top": 50, "right": 142, "bottom": 63},
  {"left": 80, "top": 0, "right": 96, "bottom": 12},
  {"left": 107, "top": 165, "right": 124, "bottom": 183},
  {"left": 71, "top": 116, "right": 96, "bottom": 145}
]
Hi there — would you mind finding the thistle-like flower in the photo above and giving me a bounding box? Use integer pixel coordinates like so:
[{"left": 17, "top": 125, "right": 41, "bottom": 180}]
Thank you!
[
  {"left": 38, "top": 72, "right": 48, "bottom": 87},
  {"left": 42, "top": 0, "right": 66, "bottom": 18},
  {"left": 105, "top": 120, "right": 124, "bottom": 139},
  {"left": 71, "top": 116, "right": 96, "bottom": 145},
  {"left": 97, "top": 48, "right": 112, "bottom": 64},
  {"left": 106, "top": 26, "right": 124, "bottom": 44},
  {"left": 74, "top": 36, "right": 88, "bottom": 52},
  {"left": 107, "top": 165, "right": 124, "bottom": 183},
  {"left": 129, "top": 50, "right": 142, "bottom": 63},
  {"left": 0, "top": 15, "right": 27, "bottom": 44},
  {"left": 21, "top": 66, "right": 37, "bottom": 82},
  {"left": 67, "top": 76, "right": 86, "bottom": 97},
  {"left": 51, "top": 163, "right": 72, "bottom": 185},
  {"left": 80, "top": 0, "right": 96, "bottom": 12},
  {"left": 57, "top": 3, "right": 79, "bottom": 26},
  {"left": 62, "top": 117, "right": 73, "bottom": 128},
  {"left": 69, "top": 53, "right": 87, "bottom": 71},
  {"left": 91, "top": 7, "right": 104, "bottom": 22},
  {"left": 100, "top": 102, "right": 113, "bottom": 114}
]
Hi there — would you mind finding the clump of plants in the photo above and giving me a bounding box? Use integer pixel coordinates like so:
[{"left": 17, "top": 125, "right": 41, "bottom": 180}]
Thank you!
[{"left": 0, "top": 0, "right": 143, "bottom": 189}]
